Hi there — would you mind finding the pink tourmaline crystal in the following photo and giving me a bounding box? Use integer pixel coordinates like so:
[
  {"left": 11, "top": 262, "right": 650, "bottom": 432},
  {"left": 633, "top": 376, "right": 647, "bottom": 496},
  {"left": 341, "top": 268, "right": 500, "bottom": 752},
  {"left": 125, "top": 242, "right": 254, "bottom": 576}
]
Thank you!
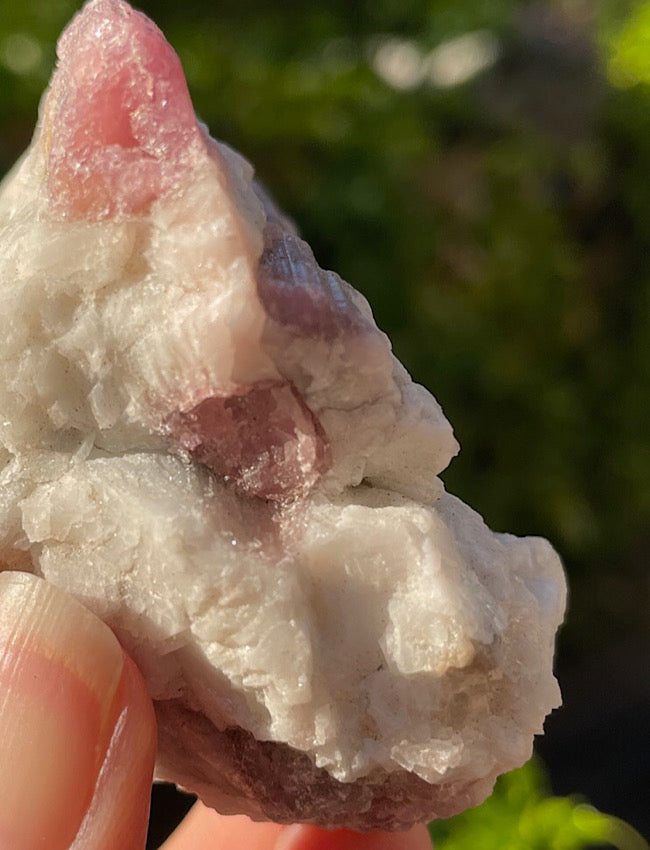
[
  {"left": 0, "top": 0, "right": 566, "bottom": 831},
  {"left": 168, "top": 383, "right": 329, "bottom": 499},
  {"left": 44, "top": 0, "right": 199, "bottom": 219}
]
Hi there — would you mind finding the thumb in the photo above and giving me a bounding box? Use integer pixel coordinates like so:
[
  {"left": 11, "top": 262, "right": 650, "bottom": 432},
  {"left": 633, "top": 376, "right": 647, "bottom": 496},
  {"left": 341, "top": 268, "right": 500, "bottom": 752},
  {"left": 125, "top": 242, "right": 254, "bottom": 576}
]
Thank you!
[{"left": 0, "top": 571, "right": 156, "bottom": 850}]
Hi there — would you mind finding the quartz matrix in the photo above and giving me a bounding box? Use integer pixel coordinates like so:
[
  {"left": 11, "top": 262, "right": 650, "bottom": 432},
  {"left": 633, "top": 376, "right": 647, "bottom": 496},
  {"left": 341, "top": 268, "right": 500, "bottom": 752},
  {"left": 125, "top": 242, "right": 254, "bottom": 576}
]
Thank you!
[{"left": 0, "top": 0, "right": 566, "bottom": 830}]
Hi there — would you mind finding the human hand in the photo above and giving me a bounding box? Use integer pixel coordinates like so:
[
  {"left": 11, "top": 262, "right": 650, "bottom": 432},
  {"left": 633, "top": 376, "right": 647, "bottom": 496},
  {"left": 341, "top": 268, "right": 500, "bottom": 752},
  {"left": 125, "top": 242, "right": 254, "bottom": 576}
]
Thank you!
[{"left": 0, "top": 572, "right": 432, "bottom": 850}]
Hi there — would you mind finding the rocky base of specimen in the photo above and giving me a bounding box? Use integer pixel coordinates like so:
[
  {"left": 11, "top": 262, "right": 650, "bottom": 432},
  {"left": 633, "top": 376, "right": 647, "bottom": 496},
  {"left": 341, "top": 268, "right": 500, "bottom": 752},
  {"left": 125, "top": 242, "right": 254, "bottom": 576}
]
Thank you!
[{"left": 155, "top": 703, "right": 490, "bottom": 830}]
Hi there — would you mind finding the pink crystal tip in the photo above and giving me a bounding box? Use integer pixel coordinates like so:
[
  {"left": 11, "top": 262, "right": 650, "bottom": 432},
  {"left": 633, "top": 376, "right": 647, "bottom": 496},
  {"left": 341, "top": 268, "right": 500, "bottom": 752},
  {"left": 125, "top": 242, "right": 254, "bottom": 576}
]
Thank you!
[{"left": 44, "top": 0, "right": 199, "bottom": 220}]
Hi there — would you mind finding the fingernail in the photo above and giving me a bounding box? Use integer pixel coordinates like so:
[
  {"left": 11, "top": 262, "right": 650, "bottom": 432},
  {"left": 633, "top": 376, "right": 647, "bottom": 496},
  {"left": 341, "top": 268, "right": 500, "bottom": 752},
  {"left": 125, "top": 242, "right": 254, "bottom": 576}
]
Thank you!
[{"left": 0, "top": 572, "right": 124, "bottom": 850}]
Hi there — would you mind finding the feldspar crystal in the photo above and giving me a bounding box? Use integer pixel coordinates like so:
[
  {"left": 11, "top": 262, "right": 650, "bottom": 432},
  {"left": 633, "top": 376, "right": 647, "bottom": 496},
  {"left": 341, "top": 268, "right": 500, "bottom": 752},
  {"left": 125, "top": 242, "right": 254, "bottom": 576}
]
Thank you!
[{"left": 0, "top": 0, "right": 567, "bottom": 830}]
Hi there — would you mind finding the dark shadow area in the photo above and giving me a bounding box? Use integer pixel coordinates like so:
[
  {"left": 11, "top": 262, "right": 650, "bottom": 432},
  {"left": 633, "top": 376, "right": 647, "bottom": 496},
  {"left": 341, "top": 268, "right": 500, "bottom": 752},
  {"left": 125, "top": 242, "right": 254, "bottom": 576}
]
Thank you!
[
  {"left": 146, "top": 784, "right": 196, "bottom": 850},
  {"left": 538, "top": 641, "right": 650, "bottom": 840}
]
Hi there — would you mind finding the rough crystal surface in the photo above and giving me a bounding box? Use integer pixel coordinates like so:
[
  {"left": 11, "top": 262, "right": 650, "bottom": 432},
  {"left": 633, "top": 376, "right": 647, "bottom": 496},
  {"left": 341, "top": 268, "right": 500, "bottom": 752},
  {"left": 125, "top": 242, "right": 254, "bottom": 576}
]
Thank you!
[{"left": 0, "top": 0, "right": 566, "bottom": 830}]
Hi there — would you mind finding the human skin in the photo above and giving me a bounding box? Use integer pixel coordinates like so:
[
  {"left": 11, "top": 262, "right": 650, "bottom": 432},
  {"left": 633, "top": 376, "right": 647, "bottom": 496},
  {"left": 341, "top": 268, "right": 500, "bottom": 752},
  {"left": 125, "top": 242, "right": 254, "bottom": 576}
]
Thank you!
[{"left": 0, "top": 572, "right": 432, "bottom": 850}]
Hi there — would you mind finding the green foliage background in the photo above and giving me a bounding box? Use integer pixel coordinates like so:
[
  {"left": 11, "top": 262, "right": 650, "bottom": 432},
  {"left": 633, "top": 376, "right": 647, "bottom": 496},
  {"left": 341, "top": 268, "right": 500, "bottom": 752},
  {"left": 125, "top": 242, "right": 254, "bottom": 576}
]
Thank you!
[{"left": 1, "top": 0, "right": 648, "bottom": 846}]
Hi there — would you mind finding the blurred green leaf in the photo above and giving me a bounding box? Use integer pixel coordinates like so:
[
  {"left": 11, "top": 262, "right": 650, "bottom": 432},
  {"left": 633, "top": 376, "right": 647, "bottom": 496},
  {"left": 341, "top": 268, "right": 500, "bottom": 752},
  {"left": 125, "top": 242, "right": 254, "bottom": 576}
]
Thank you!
[
  {"left": 608, "top": 2, "right": 650, "bottom": 87},
  {"left": 430, "top": 761, "right": 649, "bottom": 850}
]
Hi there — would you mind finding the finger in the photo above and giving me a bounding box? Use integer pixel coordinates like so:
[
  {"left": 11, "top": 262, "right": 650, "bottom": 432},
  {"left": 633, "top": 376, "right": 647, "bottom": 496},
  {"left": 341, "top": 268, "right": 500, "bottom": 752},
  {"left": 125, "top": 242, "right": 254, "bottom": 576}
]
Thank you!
[
  {"left": 274, "top": 823, "right": 433, "bottom": 850},
  {"left": 161, "top": 801, "right": 433, "bottom": 850},
  {"left": 160, "top": 802, "right": 284, "bottom": 850},
  {"left": 69, "top": 651, "right": 157, "bottom": 850},
  {"left": 0, "top": 572, "right": 156, "bottom": 850}
]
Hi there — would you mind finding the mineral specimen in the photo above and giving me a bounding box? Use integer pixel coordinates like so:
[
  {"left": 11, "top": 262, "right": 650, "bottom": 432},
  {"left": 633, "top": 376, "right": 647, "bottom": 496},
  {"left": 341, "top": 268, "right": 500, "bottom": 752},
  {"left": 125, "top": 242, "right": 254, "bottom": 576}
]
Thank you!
[{"left": 0, "top": 0, "right": 566, "bottom": 830}]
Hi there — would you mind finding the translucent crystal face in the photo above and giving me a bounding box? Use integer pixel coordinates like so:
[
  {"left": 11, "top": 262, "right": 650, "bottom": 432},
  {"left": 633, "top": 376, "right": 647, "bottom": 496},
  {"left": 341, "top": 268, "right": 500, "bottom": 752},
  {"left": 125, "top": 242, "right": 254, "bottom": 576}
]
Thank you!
[{"left": 0, "top": 0, "right": 566, "bottom": 830}]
